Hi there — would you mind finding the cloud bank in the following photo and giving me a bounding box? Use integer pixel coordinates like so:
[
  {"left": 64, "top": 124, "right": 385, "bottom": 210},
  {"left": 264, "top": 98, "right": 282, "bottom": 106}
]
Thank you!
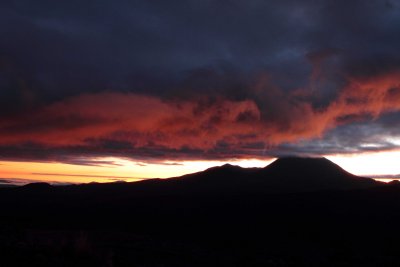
[
  {"left": 0, "top": 70, "right": 399, "bottom": 161},
  {"left": 1, "top": 0, "right": 400, "bottom": 162}
]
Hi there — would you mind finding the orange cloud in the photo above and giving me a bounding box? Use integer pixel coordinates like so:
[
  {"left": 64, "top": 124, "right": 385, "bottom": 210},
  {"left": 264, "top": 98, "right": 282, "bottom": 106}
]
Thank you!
[
  {"left": 0, "top": 93, "right": 262, "bottom": 150},
  {"left": 0, "top": 70, "right": 399, "bottom": 160}
]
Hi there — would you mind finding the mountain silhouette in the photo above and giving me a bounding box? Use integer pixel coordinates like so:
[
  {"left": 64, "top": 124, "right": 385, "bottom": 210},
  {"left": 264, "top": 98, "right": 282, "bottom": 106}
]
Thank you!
[
  {"left": 158, "top": 157, "right": 380, "bottom": 194},
  {"left": 258, "top": 157, "right": 379, "bottom": 191},
  {"left": 11, "top": 157, "right": 380, "bottom": 196}
]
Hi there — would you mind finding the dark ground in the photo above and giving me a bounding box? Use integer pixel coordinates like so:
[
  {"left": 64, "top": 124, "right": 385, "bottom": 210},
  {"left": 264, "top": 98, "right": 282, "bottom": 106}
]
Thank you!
[{"left": 1, "top": 158, "right": 400, "bottom": 266}]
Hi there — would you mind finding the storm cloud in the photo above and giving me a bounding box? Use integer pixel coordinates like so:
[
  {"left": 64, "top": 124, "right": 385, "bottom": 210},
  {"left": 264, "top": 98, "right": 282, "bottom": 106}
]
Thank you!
[{"left": 1, "top": 0, "right": 400, "bottom": 162}]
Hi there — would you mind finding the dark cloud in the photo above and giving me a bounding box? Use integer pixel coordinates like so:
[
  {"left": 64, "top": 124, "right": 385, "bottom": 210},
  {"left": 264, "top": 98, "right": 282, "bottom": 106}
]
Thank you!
[
  {"left": 3, "top": 0, "right": 399, "bottom": 97},
  {"left": 1, "top": 0, "right": 400, "bottom": 163},
  {"left": 272, "top": 111, "right": 400, "bottom": 158},
  {"left": 0, "top": 177, "right": 73, "bottom": 186}
]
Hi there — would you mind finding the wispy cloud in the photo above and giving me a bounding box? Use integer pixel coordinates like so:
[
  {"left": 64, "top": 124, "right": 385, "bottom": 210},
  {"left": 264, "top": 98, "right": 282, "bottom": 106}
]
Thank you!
[{"left": 31, "top": 172, "right": 144, "bottom": 180}]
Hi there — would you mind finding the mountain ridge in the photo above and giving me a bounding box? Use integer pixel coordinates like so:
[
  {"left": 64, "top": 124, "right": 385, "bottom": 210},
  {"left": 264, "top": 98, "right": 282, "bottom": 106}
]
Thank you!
[
  {"left": 6, "top": 157, "right": 381, "bottom": 195},
  {"left": 165, "top": 157, "right": 379, "bottom": 194}
]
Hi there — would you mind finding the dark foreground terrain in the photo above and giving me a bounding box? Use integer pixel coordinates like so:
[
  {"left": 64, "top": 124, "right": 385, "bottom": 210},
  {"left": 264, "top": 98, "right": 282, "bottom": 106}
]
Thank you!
[{"left": 1, "top": 157, "right": 400, "bottom": 266}]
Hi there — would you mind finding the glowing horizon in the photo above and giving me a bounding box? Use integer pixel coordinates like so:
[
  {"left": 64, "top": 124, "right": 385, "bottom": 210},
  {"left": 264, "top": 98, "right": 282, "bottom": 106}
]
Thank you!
[
  {"left": 326, "top": 150, "right": 400, "bottom": 177},
  {"left": 1, "top": 150, "right": 400, "bottom": 185},
  {"left": 0, "top": 157, "right": 275, "bottom": 185}
]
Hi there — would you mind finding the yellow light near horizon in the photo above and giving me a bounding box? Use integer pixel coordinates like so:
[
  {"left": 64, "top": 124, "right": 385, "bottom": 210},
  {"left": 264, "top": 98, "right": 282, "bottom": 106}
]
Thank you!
[
  {"left": 0, "top": 157, "right": 274, "bottom": 185},
  {"left": 92, "top": 157, "right": 274, "bottom": 179},
  {"left": 0, "top": 160, "right": 140, "bottom": 184},
  {"left": 2, "top": 151, "right": 400, "bottom": 185},
  {"left": 327, "top": 150, "right": 400, "bottom": 176}
]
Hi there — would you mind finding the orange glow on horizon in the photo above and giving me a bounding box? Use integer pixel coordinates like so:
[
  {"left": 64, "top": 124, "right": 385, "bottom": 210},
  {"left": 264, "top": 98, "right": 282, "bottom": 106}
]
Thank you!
[
  {"left": 1, "top": 151, "right": 400, "bottom": 185},
  {"left": 0, "top": 157, "right": 274, "bottom": 185}
]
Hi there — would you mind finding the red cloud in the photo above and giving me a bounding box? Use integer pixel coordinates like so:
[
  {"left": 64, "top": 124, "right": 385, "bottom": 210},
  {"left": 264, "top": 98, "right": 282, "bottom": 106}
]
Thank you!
[
  {"left": 0, "top": 70, "right": 399, "bottom": 159},
  {"left": 0, "top": 93, "right": 262, "bottom": 150}
]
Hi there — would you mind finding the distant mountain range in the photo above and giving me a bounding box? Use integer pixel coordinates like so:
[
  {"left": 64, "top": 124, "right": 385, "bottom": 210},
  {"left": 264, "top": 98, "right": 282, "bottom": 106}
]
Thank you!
[
  {"left": 14, "top": 157, "right": 381, "bottom": 195},
  {"left": 166, "top": 157, "right": 380, "bottom": 194}
]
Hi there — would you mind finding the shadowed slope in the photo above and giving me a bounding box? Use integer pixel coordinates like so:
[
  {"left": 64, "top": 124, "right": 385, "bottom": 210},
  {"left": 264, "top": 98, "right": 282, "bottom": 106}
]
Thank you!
[
  {"left": 264, "top": 157, "right": 355, "bottom": 178},
  {"left": 160, "top": 157, "right": 380, "bottom": 194},
  {"left": 258, "top": 157, "right": 378, "bottom": 192}
]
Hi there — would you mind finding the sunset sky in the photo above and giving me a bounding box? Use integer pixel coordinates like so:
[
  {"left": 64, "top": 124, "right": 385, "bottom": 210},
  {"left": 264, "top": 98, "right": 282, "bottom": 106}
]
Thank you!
[{"left": 1, "top": 0, "right": 400, "bottom": 184}]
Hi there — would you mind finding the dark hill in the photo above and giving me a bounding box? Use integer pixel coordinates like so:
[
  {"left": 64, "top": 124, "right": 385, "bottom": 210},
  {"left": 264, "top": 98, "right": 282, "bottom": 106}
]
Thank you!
[
  {"left": 263, "top": 157, "right": 356, "bottom": 179},
  {"left": 258, "top": 157, "right": 378, "bottom": 191},
  {"left": 21, "top": 182, "right": 53, "bottom": 189},
  {"left": 158, "top": 157, "right": 380, "bottom": 194},
  {"left": 8, "top": 157, "right": 380, "bottom": 196}
]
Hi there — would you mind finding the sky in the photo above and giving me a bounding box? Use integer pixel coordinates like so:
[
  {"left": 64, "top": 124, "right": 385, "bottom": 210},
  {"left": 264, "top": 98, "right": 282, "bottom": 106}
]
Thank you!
[{"left": 1, "top": 0, "right": 400, "bottom": 184}]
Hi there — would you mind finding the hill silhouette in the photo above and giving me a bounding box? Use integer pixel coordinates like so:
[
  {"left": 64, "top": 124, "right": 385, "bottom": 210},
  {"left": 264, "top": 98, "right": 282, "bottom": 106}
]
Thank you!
[
  {"left": 5, "top": 157, "right": 380, "bottom": 197},
  {"left": 140, "top": 157, "right": 380, "bottom": 195},
  {"left": 258, "top": 157, "right": 378, "bottom": 191},
  {"left": 0, "top": 157, "right": 398, "bottom": 267}
]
